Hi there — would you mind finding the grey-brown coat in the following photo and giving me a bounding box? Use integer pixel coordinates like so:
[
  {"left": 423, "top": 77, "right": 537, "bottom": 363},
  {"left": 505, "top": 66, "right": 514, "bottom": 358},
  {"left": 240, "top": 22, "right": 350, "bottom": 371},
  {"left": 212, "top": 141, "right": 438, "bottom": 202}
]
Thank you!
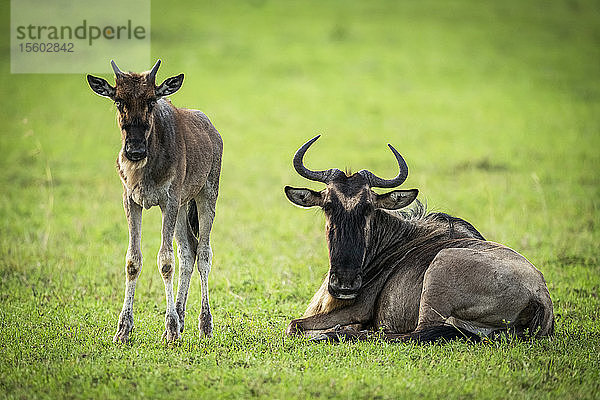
[
  {"left": 87, "top": 60, "right": 222, "bottom": 342},
  {"left": 285, "top": 136, "right": 554, "bottom": 342}
]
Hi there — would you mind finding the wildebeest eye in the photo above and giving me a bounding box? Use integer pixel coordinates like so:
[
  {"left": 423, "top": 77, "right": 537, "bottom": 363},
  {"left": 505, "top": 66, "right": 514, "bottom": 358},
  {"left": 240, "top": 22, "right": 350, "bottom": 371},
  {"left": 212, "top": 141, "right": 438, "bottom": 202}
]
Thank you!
[
  {"left": 148, "top": 99, "right": 157, "bottom": 110},
  {"left": 114, "top": 100, "right": 124, "bottom": 110},
  {"left": 322, "top": 202, "right": 334, "bottom": 213}
]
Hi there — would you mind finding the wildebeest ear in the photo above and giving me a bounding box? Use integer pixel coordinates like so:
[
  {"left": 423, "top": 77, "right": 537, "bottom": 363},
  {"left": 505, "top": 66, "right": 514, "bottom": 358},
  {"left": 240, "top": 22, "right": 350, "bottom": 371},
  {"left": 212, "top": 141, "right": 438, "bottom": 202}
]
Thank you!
[
  {"left": 375, "top": 189, "right": 418, "bottom": 210},
  {"left": 155, "top": 73, "right": 184, "bottom": 97},
  {"left": 87, "top": 75, "right": 115, "bottom": 99},
  {"left": 285, "top": 186, "right": 324, "bottom": 208}
]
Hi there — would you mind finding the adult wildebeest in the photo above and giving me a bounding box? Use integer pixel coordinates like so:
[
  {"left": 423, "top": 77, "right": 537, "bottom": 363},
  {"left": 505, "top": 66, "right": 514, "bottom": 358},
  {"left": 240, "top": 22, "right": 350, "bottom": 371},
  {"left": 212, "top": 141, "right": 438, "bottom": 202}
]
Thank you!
[
  {"left": 284, "top": 136, "right": 554, "bottom": 342},
  {"left": 87, "top": 60, "right": 222, "bottom": 342}
]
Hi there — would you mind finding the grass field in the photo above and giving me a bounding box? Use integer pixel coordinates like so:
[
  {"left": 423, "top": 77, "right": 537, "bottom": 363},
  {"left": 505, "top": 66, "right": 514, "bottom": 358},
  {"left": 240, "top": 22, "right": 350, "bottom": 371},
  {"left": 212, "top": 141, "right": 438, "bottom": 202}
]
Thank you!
[{"left": 1, "top": 0, "right": 599, "bottom": 398}]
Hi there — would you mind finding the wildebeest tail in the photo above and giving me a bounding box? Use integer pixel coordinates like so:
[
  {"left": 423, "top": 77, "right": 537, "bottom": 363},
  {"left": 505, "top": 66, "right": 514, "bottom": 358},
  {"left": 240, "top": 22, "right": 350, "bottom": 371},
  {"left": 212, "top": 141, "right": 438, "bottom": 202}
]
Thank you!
[
  {"left": 188, "top": 199, "right": 199, "bottom": 238},
  {"left": 528, "top": 300, "right": 555, "bottom": 337}
]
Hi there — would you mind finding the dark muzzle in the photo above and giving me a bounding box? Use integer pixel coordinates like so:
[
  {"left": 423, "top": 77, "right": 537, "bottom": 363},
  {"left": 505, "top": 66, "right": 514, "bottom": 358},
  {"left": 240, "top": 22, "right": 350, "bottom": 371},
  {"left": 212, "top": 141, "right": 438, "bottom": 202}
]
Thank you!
[
  {"left": 123, "top": 124, "right": 149, "bottom": 162},
  {"left": 124, "top": 139, "right": 147, "bottom": 162},
  {"left": 328, "top": 272, "right": 362, "bottom": 300}
]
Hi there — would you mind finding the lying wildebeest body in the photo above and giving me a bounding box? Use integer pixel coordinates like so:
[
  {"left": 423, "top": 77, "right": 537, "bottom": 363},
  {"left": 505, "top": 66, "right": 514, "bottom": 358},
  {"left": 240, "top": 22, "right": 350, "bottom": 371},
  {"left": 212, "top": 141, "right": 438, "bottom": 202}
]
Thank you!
[
  {"left": 285, "top": 136, "right": 554, "bottom": 342},
  {"left": 87, "top": 60, "right": 222, "bottom": 342}
]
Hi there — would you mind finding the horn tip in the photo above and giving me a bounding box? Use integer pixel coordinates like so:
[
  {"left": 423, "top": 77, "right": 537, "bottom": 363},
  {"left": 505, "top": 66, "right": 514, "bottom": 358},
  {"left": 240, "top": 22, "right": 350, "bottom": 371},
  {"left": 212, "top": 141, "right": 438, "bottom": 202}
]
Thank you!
[
  {"left": 307, "top": 134, "right": 321, "bottom": 144},
  {"left": 387, "top": 143, "right": 403, "bottom": 157},
  {"left": 110, "top": 60, "right": 123, "bottom": 77},
  {"left": 149, "top": 59, "right": 162, "bottom": 80},
  {"left": 300, "top": 135, "right": 321, "bottom": 149}
]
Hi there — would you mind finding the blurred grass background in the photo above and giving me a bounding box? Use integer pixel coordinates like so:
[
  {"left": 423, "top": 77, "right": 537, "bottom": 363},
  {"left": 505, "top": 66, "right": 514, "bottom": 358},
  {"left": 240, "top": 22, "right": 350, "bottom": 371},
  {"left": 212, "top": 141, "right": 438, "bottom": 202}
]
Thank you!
[{"left": 0, "top": 0, "right": 599, "bottom": 398}]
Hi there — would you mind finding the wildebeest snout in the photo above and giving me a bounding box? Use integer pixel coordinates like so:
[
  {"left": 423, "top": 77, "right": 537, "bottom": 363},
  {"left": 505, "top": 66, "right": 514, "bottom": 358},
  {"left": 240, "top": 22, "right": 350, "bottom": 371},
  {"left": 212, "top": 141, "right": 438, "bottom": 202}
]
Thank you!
[
  {"left": 123, "top": 124, "right": 149, "bottom": 162},
  {"left": 328, "top": 272, "right": 362, "bottom": 299},
  {"left": 124, "top": 138, "right": 147, "bottom": 161}
]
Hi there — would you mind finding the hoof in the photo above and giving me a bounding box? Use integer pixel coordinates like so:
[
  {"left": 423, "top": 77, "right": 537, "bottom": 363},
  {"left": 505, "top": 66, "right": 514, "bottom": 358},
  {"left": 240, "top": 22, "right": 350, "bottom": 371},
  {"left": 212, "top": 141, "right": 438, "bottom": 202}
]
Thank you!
[
  {"left": 162, "top": 312, "right": 181, "bottom": 342},
  {"left": 199, "top": 309, "right": 213, "bottom": 339},
  {"left": 285, "top": 319, "right": 304, "bottom": 336},
  {"left": 308, "top": 333, "right": 339, "bottom": 343},
  {"left": 113, "top": 311, "right": 134, "bottom": 343},
  {"left": 113, "top": 329, "right": 132, "bottom": 343}
]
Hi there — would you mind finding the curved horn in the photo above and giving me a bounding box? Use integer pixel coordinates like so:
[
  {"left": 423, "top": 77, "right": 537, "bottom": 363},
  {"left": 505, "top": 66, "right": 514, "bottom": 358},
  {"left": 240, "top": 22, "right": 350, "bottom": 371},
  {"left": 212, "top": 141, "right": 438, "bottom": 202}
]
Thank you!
[
  {"left": 148, "top": 59, "right": 161, "bottom": 84},
  {"left": 110, "top": 60, "right": 124, "bottom": 78},
  {"left": 293, "top": 135, "right": 341, "bottom": 183},
  {"left": 358, "top": 144, "right": 408, "bottom": 188}
]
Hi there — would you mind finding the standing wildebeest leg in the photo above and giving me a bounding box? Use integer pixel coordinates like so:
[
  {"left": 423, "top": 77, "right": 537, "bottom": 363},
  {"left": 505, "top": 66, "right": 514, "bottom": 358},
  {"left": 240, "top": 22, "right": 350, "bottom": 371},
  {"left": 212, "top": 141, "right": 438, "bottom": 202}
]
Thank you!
[
  {"left": 158, "top": 197, "right": 181, "bottom": 341},
  {"left": 195, "top": 180, "right": 219, "bottom": 338},
  {"left": 114, "top": 194, "right": 143, "bottom": 343},
  {"left": 170, "top": 202, "right": 198, "bottom": 336}
]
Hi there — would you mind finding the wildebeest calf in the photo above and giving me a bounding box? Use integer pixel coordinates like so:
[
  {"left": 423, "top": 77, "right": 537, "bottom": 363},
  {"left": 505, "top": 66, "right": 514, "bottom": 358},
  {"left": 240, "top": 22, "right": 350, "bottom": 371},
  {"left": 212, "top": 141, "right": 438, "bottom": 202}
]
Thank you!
[
  {"left": 285, "top": 136, "right": 554, "bottom": 343},
  {"left": 87, "top": 60, "right": 222, "bottom": 342}
]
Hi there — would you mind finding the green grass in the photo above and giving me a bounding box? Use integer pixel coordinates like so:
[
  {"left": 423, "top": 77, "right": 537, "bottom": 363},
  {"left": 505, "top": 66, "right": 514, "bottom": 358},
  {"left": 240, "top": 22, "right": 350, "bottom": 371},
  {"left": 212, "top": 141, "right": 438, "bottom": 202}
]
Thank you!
[{"left": 1, "top": 0, "right": 599, "bottom": 398}]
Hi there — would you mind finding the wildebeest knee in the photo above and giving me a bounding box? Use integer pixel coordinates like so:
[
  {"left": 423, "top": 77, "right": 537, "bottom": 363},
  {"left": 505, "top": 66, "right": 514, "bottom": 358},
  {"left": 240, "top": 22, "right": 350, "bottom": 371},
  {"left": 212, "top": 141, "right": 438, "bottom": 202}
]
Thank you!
[
  {"left": 125, "top": 255, "right": 142, "bottom": 280},
  {"left": 158, "top": 251, "right": 175, "bottom": 279},
  {"left": 161, "top": 263, "right": 173, "bottom": 277}
]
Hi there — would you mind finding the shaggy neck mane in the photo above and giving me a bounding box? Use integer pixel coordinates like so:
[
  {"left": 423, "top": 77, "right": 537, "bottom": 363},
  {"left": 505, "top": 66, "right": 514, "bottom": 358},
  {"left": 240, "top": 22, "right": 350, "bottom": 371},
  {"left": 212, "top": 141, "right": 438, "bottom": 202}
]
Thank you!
[
  {"left": 362, "top": 201, "right": 482, "bottom": 287},
  {"left": 302, "top": 201, "right": 485, "bottom": 318}
]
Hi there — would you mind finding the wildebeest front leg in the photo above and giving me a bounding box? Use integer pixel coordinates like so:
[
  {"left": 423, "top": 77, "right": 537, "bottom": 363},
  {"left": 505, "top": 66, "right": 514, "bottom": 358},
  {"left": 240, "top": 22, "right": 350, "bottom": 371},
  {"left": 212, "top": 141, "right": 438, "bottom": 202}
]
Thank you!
[
  {"left": 114, "top": 193, "right": 143, "bottom": 343},
  {"left": 172, "top": 204, "right": 198, "bottom": 334},
  {"left": 159, "top": 198, "right": 180, "bottom": 341},
  {"left": 195, "top": 183, "right": 218, "bottom": 339},
  {"left": 286, "top": 302, "right": 371, "bottom": 339}
]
